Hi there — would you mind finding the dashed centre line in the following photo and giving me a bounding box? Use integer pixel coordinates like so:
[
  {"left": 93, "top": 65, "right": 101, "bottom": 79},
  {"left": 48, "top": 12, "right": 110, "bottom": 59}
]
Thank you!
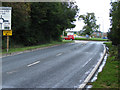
[
  {"left": 82, "top": 58, "right": 92, "bottom": 67},
  {"left": 27, "top": 61, "right": 40, "bottom": 67},
  {"left": 6, "top": 70, "right": 17, "bottom": 74},
  {"left": 56, "top": 53, "right": 63, "bottom": 56}
]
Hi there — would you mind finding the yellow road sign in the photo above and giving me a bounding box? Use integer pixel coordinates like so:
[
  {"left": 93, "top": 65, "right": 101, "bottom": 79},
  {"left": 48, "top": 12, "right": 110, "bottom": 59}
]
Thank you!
[
  {"left": 74, "top": 34, "right": 76, "bottom": 36},
  {"left": 3, "top": 30, "right": 12, "bottom": 36}
]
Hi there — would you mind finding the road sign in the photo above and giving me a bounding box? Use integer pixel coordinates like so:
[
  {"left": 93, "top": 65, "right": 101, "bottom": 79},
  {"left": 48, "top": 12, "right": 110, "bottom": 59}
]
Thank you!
[
  {"left": 3, "top": 30, "right": 12, "bottom": 36},
  {"left": 0, "top": 7, "right": 12, "bottom": 30},
  {"left": 74, "top": 34, "right": 76, "bottom": 36}
]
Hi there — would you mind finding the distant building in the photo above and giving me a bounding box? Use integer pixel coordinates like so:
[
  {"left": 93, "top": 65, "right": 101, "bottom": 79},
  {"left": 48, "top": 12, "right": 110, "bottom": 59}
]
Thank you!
[
  {"left": 92, "top": 31, "right": 107, "bottom": 38},
  {"left": 92, "top": 31, "right": 102, "bottom": 38},
  {"left": 65, "top": 29, "right": 79, "bottom": 36}
]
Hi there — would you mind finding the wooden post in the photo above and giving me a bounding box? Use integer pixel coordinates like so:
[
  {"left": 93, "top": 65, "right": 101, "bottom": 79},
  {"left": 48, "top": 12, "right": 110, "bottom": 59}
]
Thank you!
[{"left": 7, "top": 36, "right": 9, "bottom": 53}]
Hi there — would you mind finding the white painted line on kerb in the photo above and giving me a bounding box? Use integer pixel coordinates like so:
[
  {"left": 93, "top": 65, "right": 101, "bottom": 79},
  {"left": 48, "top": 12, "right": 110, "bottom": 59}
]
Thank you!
[
  {"left": 56, "top": 53, "right": 63, "bottom": 56},
  {"left": 27, "top": 61, "right": 40, "bottom": 67},
  {"left": 78, "top": 45, "right": 106, "bottom": 89}
]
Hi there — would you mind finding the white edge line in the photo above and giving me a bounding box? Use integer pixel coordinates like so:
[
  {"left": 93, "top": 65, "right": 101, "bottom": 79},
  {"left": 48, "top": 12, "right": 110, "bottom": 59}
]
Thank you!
[
  {"left": 27, "top": 61, "right": 40, "bottom": 67},
  {"left": 77, "top": 45, "right": 106, "bottom": 89}
]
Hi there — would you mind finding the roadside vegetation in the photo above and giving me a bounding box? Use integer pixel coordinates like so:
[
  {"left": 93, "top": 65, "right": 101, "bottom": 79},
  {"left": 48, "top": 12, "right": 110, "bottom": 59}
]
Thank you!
[
  {"left": 2, "top": 40, "right": 74, "bottom": 54},
  {"left": 108, "top": 1, "right": 120, "bottom": 59},
  {"left": 92, "top": 1, "right": 120, "bottom": 88},
  {"left": 92, "top": 42, "right": 119, "bottom": 88},
  {"left": 2, "top": 2, "right": 78, "bottom": 48},
  {"left": 74, "top": 37, "right": 108, "bottom": 41},
  {"left": 78, "top": 13, "right": 99, "bottom": 35}
]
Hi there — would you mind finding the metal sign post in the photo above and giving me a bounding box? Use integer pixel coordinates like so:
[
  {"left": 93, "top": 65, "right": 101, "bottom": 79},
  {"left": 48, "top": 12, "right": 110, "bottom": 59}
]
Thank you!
[
  {"left": 3, "top": 30, "right": 12, "bottom": 52},
  {"left": 7, "top": 36, "right": 9, "bottom": 52},
  {"left": 0, "top": 7, "right": 12, "bottom": 53}
]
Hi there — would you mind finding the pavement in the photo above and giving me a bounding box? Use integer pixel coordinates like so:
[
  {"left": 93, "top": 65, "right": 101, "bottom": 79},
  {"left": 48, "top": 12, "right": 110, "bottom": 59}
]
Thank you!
[{"left": 2, "top": 41, "right": 105, "bottom": 88}]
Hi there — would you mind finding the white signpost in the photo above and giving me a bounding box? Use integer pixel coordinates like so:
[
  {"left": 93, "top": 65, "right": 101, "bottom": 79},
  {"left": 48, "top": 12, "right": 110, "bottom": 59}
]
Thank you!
[
  {"left": 0, "top": 7, "right": 12, "bottom": 53},
  {"left": 0, "top": 7, "right": 11, "bottom": 30}
]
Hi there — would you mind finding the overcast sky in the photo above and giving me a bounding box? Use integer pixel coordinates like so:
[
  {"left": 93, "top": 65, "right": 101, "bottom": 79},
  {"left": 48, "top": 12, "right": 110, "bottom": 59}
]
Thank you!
[{"left": 71, "top": 0, "right": 111, "bottom": 32}]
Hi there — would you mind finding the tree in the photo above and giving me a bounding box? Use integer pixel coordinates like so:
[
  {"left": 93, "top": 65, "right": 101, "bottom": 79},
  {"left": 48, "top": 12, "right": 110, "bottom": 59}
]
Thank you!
[
  {"left": 108, "top": 1, "right": 120, "bottom": 45},
  {"left": 79, "top": 13, "right": 99, "bottom": 35},
  {"left": 108, "top": 1, "right": 120, "bottom": 59},
  {"left": 2, "top": 2, "right": 78, "bottom": 47},
  {"left": 2, "top": 2, "right": 31, "bottom": 46},
  {"left": 30, "top": 2, "right": 78, "bottom": 43}
]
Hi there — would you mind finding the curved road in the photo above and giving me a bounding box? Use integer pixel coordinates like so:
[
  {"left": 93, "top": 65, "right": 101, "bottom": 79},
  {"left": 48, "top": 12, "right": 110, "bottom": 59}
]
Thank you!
[{"left": 2, "top": 41, "right": 105, "bottom": 88}]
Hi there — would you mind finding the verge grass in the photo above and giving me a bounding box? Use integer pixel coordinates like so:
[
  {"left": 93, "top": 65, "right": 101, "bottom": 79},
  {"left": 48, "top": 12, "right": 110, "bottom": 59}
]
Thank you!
[
  {"left": 2, "top": 40, "right": 74, "bottom": 54},
  {"left": 75, "top": 37, "right": 108, "bottom": 41},
  {"left": 92, "top": 42, "right": 119, "bottom": 88}
]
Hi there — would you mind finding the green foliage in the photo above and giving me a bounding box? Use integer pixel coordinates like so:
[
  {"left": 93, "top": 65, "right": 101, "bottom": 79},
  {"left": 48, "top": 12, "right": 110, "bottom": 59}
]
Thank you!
[
  {"left": 2, "top": 2, "right": 31, "bottom": 47},
  {"left": 105, "top": 42, "right": 118, "bottom": 61},
  {"left": 79, "top": 13, "right": 99, "bottom": 35},
  {"left": 2, "top": 2, "right": 78, "bottom": 47},
  {"left": 108, "top": 1, "right": 120, "bottom": 59},
  {"left": 108, "top": 1, "right": 120, "bottom": 46},
  {"left": 75, "top": 37, "right": 108, "bottom": 41},
  {"left": 92, "top": 42, "right": 119, "bottom": 88},
  {"left": 64, "top": 31, "right": 67, "bottom": 36},
  {"left": 2, "top": 40, "right": 74, "bottom": 54}
]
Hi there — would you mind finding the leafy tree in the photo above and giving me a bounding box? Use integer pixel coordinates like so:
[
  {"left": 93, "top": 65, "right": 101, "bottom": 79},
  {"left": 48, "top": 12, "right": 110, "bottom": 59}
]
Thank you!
[
  {"left": 79, "top": 13, "right": 99, "bottom": 35},
  {"left": 108, "top": 1, "right": 120, "bottom": 45},
  {"left": 108, "top": 1, "right": 120, "bottom": 59},
  {"left": 30, "top": 2, "right": 78, "bottom": 43},
  {"left": 2, "top": 2, "right": 31, "bottom": 46},
  {"left": 2, "top": 2, "right": 78, "bottom": 47}
]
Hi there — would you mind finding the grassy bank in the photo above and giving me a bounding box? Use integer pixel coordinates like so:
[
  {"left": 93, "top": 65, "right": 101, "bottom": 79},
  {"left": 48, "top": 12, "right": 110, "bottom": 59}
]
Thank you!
[
  {"left": 75, "top": 37, "right": 108, "bottom": 41},
  {"left": 2, "top": 40, "right": 73, "bottom": 54},
  {"left": 92, "top": 42, "right": 119, "bottom": 88}
]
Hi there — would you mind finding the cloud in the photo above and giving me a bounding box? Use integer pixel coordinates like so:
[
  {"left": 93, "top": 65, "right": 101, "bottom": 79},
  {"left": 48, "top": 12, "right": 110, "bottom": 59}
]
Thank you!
[{"left": 72, "top": 0, "right": 111, "bottom": 32}]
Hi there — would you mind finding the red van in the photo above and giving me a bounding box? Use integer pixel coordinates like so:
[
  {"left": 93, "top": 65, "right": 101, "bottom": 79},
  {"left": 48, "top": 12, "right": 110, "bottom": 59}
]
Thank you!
[{"left": 63, "top": 35, "right": 74, "bottom": 40}]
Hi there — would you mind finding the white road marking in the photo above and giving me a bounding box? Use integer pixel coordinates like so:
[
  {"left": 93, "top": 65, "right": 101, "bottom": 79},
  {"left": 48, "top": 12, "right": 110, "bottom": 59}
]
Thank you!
[
  {"left": 27, "top": 61, "right": 40, "bottom": 67},
  {"left": 74, "top": 40, "right": 88, "bottom": 43},
  {"left": 56, "top": 53, "right": 63, "bottom": 56},
  {"left": 7, "top": 70, "right": 17, "bottom": 74},
  {"left": 82, "top": 58, "right": 92, "bottom": 67},
  {"left": 78, "top": 44, "right": 106, "bottom": 89}
]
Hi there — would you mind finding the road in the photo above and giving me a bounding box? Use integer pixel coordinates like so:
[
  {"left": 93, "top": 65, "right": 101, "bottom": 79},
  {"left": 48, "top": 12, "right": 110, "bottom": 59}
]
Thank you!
[{"left": 2, "top": 41, "right": 105, "bottom": 88}]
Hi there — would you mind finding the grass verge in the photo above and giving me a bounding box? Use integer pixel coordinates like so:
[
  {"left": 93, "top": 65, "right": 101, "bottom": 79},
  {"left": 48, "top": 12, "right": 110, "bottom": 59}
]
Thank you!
[
  {"left": 2, "top": 40, "right": 74, "bottom": 55},
  {"left": 75, "top": 38, "right": 108, "bottom": 41},
  {"left": 92, "top": 42, "right": 119, "bottom": 88}
]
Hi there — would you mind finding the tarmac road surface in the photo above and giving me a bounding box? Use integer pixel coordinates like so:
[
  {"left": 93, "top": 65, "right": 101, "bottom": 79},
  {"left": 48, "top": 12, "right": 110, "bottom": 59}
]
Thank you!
[{"left": 2, "top": 41, "right": 105, "bottom": 88}]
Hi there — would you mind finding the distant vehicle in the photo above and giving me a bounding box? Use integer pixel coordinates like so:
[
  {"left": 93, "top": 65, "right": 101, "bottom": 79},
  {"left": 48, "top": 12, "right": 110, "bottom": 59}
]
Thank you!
[
  {"left": 102, "top": 37, "right": 108, "bottom": 39},
  {"left": 74, "top": 35, "right": 84, "bottom": 38},
  {"left": 63, "top": 35, "right": 74, "bottom": 40}
]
